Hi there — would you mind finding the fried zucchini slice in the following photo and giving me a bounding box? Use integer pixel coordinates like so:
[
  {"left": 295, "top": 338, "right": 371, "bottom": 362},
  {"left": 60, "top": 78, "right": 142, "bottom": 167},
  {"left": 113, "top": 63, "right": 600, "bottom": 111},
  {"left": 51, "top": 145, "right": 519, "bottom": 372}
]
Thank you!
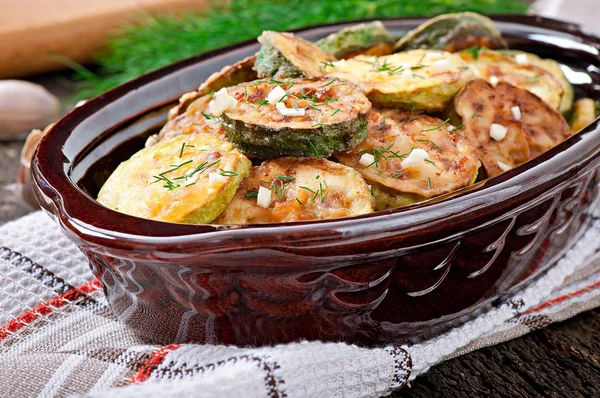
[
  {"left": 499, "top": 50, "right": 573, "bottom": 114},
  {"left": 454, "top": 79, "right": 570, "bottom": 177},
  {"left": 459, "top": 49, "right": 564, "bottom": 111},
  {"left": 571, "top": 98, "right": 597, "bottom": 132},
  {"left": 336, "top": 108, "right": 480, "bottom": 200},
  {"left": 326, "top": 50, "right": 475, "bottom": 111},
  {"left": 369, "top": 182, "right": 424, "bottom": 211},
  {"left": 255, "top": 31, "right": 336, "bottom": 79},
  {"left": 98, "top": 134, "right": 251, "bottom": 224},
  {"left": 217, "top": 77, "right": 371, "bottom": 158},
  {"left": 395, "top": 12, "right": 507, "bottom": 52},
  {"left": 148, "top": 95, "right": 226, "bottom": 147},
  {"left": 316, "top": 21, "right": 394, "bottom": 59},
  {"left": 168, "top": 56, "right": 257, "bottom": 120},
  {"left": 215, "top": 158, "right": 374, "bottom": 224}
]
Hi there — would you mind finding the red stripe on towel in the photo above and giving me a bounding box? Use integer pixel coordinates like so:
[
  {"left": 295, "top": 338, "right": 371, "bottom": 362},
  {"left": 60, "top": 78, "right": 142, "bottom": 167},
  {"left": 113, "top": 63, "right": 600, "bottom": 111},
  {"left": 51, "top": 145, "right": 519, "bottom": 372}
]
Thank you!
[
  {"left": 0, "top": 279, "right": 102, "bottom": 341},
  {"left": 129, "top": 344, "right": 181, "bottom": 384},
  {"left": 525, "top": 280, "right": 600, "bottom": 314}
]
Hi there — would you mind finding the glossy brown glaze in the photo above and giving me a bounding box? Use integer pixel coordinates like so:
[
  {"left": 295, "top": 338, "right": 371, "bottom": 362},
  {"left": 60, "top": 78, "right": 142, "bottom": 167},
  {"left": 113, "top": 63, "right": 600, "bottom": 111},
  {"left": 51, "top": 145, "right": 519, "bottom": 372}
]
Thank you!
[{"left": 32, "top": 15, "right": 600, "bottom": 346}]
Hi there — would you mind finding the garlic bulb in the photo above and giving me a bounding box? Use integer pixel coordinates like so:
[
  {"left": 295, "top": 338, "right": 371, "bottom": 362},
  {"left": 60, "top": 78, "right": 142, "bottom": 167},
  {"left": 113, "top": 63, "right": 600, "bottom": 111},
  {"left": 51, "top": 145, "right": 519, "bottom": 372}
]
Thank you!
[{"left": 0, "top": 80, "right": 60, "bottom": 140}]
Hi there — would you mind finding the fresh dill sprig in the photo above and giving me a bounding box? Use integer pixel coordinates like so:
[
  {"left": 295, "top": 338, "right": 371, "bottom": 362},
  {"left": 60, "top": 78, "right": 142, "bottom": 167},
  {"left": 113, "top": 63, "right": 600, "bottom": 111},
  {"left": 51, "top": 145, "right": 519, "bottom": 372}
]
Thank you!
[
  {"left": 244, "top": 190, "right": 259, "bottom": 199},
  {"left": 219, "top": 169, "right": 239, "bottom": 177},
  {"left": 307, "top": 139, "right": 320, "bottom": 157},
  {"left": 421, "top": 118, "right": 450, "bottom": 132}
]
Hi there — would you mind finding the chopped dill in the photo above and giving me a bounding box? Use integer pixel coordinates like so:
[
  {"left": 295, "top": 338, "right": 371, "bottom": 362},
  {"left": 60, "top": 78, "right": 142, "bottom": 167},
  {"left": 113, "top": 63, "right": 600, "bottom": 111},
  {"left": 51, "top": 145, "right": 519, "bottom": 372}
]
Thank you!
[
  {"left": 307, "top": 139, "right": 320, "bottom": 157},
  {"left": 421, "top": 118, "right": 450, "bottom": 132},
  {"left": 219, "top": 169, "right": 239, "bottom": 177},
  {"left": 244, "top": 190, "right": 258, "bottom": 199}
]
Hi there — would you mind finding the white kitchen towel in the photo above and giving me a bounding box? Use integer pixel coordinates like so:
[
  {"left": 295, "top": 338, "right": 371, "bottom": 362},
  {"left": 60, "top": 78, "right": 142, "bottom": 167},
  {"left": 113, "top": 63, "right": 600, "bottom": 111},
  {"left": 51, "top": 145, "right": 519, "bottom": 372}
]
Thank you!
[{"left": 1, "top": 208, "right": 600, "bottom": 398}]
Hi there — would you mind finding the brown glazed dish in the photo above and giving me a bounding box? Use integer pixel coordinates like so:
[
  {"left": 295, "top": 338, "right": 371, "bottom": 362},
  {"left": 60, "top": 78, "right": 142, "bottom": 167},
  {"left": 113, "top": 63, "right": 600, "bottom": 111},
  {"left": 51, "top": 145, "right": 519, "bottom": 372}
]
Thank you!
[{"left": 32, "top": 15, "right": 600, "bottom": 347}]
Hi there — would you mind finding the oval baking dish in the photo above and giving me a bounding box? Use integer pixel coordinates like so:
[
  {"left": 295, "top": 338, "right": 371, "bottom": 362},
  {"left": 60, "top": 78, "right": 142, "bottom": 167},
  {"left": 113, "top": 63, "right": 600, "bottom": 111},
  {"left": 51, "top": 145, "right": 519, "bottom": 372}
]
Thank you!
[{"left": 32, "top": 15, "right": 600, "bottom": 346}]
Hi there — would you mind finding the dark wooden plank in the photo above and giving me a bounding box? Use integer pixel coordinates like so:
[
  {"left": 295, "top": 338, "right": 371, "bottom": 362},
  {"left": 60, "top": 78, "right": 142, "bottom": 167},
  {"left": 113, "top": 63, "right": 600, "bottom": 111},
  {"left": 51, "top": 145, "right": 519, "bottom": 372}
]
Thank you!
[{"left": 394, "top": 309, "right": 600, "bottom": 397}]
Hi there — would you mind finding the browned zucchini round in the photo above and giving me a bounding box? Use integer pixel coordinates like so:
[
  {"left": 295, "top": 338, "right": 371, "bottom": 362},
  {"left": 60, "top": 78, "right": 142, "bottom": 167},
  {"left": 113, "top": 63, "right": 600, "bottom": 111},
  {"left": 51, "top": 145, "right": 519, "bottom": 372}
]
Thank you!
[
  {"left": 316, "top": 21, "right": 394, "bottom": 59},
  {"left": 215, "top": 157, "right": 374, "bottom": 224},
  {"left": 149, "top": 94, "right": 226, "bottom": 147},
  {"left": 395, "top": 12, "right": 507, "bottom": 52},
  {"left": 336, "top": 108, "right": 480, "bottom": 201},
  {"left": 216, "top": 77, "right": 371, "bottom": 158},
  {"left": 325, "top": 50, "right": 475, "bottom": 112},
  {"left": 255, "top": 31, "right": 336, "bottom": 79},
  {"left": 167, "top": 55, "right": 257, "bottom": 120},
  {"left": 454, "top": 79, "right": 570, "bottom": 177},
  {"left": 459, "top": 49, "right": 564, "bottom": 111}
]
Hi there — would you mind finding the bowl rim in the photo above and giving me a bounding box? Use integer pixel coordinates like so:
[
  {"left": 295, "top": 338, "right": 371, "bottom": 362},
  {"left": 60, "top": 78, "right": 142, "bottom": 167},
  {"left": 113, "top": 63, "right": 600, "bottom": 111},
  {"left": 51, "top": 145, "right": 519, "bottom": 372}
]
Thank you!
[{"left": 32, "top": 14, "right": 600, "bottom": 252}]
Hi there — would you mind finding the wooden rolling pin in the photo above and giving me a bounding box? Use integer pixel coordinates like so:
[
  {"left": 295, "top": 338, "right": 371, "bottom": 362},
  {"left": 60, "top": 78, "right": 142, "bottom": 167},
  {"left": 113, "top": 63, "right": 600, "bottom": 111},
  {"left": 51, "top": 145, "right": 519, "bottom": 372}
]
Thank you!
[{"left": 0, "top": 0, "right": 210, "bottom": 78}]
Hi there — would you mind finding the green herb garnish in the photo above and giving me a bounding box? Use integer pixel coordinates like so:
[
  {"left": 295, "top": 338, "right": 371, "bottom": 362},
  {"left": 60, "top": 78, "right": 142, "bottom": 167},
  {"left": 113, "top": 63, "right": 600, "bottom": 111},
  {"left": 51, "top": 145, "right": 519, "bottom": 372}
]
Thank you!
[
  {"left": 219, "top": 169, "right": 238, "bottom": 177},
  {"left": 174, "top": 159, "right": 220, "bottom": 180},
  {"left": 416, "top": 139, "right": 443, "bottom": 152},
  {"left": 307, "top": 139, "right": 320, "bottom": 157},
  {"left": 319, "top": 78, "right": 337, "bottom": 87},
  {"left": 277, "top": 175, "right": 296, "bottom": 181},
  {"left": 256, "top": 99, "right": 270, "bottom": 110},
  {"left": 463, "top": 46, "right": 487, "bottom": 60},
  {"left": 421, "top": 118, "right": 450, "bottom": 132}
]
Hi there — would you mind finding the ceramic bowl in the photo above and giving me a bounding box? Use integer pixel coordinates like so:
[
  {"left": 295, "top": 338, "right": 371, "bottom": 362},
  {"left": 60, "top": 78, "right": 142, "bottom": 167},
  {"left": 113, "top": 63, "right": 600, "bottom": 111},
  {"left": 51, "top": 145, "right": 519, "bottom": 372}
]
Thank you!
[{"left": 31, "top": 15, "right": 600, "bottom": 346}]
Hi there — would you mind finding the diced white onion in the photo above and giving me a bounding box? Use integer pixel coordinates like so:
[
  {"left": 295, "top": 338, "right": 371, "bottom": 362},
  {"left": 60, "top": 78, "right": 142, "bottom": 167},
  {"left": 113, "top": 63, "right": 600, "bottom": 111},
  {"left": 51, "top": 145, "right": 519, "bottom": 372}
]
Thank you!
[
  {"left": 209, "top": 172, "right": 228, "bottom": 187},
  {"left": 401, "top": 148, "right": 429, "bottom": 169},
  {"left": 515, "top": 53, "right": 528, "bottom": 65},
  {"left": 276, "top": 102, "right": 306, "bottom": 116},
  {"left": 447, "top": 125, "right": 454, "bottom": 131},
  {"left": 332, "top": 59, "right": 346, "bottom": 68},
  {"left": 432, "top": 59, "right": 452, "bottom": 73},
  {"left": 425, "top": 52, "right": 443, "bottom": 61},
  {"left": 401, "top": 68, "right": 412, "bottom": 80},
  {"left": 511, "top": 106, "right": 522, "bottom": 121},
  {"left": 359, "top": 153, "right": 375, "bottom": 167},
  {"left": 209, "top": 88, "right": 238, "bottom": 116},
  {"left": 257, "top": 186, "right": 272, "bottom": 208},
  {"left": 267, "top": 85, "right": 287, "bottom": 105},
  {"left": 497, "top": 160, "right": 511, "bottom": 171},
  {"left": 489, "top": 76, "right": 499, "bottom": 87},
  {"left": 490, "top": 123, "right": 508, "bottom": 141}
]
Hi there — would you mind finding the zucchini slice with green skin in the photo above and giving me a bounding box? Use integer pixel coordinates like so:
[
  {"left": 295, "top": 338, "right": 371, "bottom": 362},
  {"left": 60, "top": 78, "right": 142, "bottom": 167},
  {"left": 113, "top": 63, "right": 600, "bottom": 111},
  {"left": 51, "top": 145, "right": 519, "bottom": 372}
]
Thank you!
[
  {"left": 571, "top": 98, "right": 597, "bottom": 133},
  {"left": 316, "top": 21, "right": 394, "bottom": 59},
  {"left": 454, "top": 79, "right": 570, "bottom": 177},
  {"left": 326, "top": 50, "right": 475, "bottom": 111},
  {"left": 459, "top": 49, "right": 564, "bottom": 111},
  {"left": 336, "top": 108, "right": 480, "bottom": 199},
  {"left": 369, "top": 181, "right": 425, "bottom": 211},
  {"left": 98, "top": 133, "right": 251, "bottom": 224},
  {"left": 255, "top": 31, "right": 337, "bottom": 79},
  {"left": 395, "top": 12, "right": 507, "bottom": 52},
  {"left": 500, "top": 50, "right": 574, "bottom": 114},
  {"left": 168, "top": 55, "right": 257, "bottom": 120},
  {"left": 215, "top": 157, "right": 374, "bottom": 224},
  {"left": 149, "top": 95, "right": 226, "bottom": 147},
  {"left": 217, "top": 77, "right": 371, "bottom": 158}
]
